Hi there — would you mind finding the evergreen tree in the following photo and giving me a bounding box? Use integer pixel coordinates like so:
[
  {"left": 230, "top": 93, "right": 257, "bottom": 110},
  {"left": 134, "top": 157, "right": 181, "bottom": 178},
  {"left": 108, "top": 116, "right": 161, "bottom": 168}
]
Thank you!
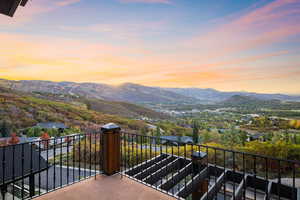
[
  {"left": 150, "top": 129, "right": 154, "bottom": 136},
  {"left": 192, "top": 120, "right": 199, "bottom": 144},
  {"left": 141, "top": 127, "right": 147, "bottom": 135},
  {"left": 156, "top": 126, "right": 161, "bottom": 137},
  {"left": 0, "top": 121, "right": 11, "bottom": 137},
  {"left": 155, "top": 126, "right": 161, "bottom": 144}
]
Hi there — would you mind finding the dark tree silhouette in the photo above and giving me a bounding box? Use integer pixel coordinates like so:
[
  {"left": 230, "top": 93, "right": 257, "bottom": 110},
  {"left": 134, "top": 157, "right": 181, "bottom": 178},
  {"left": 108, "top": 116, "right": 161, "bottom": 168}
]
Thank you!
[
  {"left": 0, "top": 121, "right": 11, "bottom": 137},
  {"left": 192, "top": 120, "right": 199, "bottom": 144}
]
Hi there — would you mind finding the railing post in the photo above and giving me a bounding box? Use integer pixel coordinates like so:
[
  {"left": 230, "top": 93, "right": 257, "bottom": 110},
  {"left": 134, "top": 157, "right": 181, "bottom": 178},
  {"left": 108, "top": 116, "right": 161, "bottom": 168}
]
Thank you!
[
  {"left": 101, "top": 123, "right": 121, "bottom": 175},
  {"left": 192, "top": 151, "right": 208, "bottom": 200},
  {"left": 29, "top": 174, "right": 35, "bottom": 197},
  {"left": 0, "top": 185, "right": 7, "bottom": 200}
]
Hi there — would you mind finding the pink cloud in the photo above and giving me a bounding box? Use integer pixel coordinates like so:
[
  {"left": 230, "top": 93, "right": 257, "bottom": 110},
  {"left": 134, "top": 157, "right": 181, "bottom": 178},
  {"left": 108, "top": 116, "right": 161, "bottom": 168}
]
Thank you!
[
  {"left": 119, "top": 0, "right": 171, "bottom": 4},
  {"left": 188, "top": 0, "right": 300, "bottom": 59},
  {"left": 55, "top": 0, "right": 81, "bottom": 6},
  {"left": 59, "top": 20, "right": 168, "bottom": 42}
]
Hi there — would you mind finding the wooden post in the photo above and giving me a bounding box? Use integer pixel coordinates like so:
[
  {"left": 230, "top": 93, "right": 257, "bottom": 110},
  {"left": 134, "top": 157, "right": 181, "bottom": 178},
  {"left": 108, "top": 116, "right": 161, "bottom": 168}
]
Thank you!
[
  {"left": 192, "top": 151, "right": 208, "bottom": 200},
  {"left": 101, "top": 123, "right": 121, "bottom": 175}
]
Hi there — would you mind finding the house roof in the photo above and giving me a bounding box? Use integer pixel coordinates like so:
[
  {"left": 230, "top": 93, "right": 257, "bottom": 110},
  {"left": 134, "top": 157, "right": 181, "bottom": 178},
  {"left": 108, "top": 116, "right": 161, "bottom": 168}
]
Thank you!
[
  {"left": 0, "top": 0, "right": 28, "bottom": 17},
  {"left": 36, "top": 122, "right": 68, "bottom": 129},
  {"left": 160, "top": 136, "right": 193, "bottom": 144},
  {"left": 0, "top": 143, "right": 49, "bottom": 185},
  {"left": 249, "top": 133, "right": 265, "bottom": 139}
]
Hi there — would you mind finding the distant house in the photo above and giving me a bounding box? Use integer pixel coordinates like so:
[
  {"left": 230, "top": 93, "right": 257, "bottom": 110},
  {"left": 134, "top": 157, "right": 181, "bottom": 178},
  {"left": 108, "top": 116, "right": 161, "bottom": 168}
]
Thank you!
[
  {"left": 218, "top": 129, "right": 226, "bottom": 134},
  {"left": 247, "top": 114, "right": 260, "bottom": 118},
  {"left": 246, "top": 133, "right": 265, "bottom": 142},
  {"left": 146, "top": 124, "right": 165, "bottom": 133},
  {"left": 207, "top": 128, "right": 218, "bottom": 132},
  {"left": 159, "top": 136, "right": 193, "bottom": 146},
  {"left": 36, "top": 122, "right": 68, "bottom": 132},
  {"left": 182, "top": 124, "right": 192, "bottom": 129}
]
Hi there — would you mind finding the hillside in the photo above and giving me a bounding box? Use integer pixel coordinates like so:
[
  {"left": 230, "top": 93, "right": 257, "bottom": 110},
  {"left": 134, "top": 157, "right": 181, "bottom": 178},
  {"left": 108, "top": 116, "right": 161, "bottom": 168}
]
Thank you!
[
  {"left": 165, "top": 88, "right": 300, "bottom": 103},
  {"left": 161, "top": 95, "right": 300, "bottom": 118},
  {"left": 0, "top": 87, "right": 147, "bottom": 131},
  {"left": 84, "top": 98, "right": 168, "bottom": 119},
  {"left": 221, "top": 95, "right": 279, "bottom": 106},
  {"left": 0, "top": 79, "right": 196, "bottom": 104},
  {"left": 221, "top": 95, "right": 300, "bottom": 110},
  {"left": 29, "top": 91, "right": 168, "bottom": 119}
]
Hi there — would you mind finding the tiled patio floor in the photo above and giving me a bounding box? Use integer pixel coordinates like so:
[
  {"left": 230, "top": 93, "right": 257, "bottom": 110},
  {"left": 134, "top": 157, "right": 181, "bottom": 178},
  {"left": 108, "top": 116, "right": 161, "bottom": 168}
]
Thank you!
[{"left": 35, "top": 174, "right": 175, "bottom": 200}]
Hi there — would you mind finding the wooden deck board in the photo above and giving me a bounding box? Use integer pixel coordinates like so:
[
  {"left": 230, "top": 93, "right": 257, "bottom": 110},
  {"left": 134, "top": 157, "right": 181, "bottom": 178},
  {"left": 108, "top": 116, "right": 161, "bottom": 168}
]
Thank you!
[{"left": 34, "top": 174, "right": 175, "bottom": 200}]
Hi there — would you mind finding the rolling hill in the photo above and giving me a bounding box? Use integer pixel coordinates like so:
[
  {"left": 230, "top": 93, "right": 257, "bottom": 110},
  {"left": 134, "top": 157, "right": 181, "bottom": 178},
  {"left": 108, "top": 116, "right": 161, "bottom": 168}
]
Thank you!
[
  {"left": 28, "top": 90, "right": 168, "bottom": 119},
  {"left": 0, "top": 79, "right": 196, "bottom": 104},
  {"left": 0, "top": 86, "right": 149, "bottom": 131}
]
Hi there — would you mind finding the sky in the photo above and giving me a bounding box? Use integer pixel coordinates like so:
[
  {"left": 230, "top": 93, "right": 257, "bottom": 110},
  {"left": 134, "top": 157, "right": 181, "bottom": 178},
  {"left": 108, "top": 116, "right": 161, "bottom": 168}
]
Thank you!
[{"left": 0, "top": 0, "right": 300, "bottom": 94}]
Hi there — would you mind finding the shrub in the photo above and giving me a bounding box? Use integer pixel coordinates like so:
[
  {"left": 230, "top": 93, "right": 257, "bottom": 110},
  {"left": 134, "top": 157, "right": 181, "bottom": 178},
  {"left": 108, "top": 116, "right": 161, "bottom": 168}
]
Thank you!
[{"left": 73, "top": 136, "right": 101, "bottom": 164}]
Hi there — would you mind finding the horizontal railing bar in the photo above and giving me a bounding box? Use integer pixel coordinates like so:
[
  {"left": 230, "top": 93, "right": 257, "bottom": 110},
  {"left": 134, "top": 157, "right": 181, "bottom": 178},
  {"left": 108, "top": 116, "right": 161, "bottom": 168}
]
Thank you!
[
  {"left": 124, "top": 154, "right": 167, "bottom": 176},
  {"left": 143, "top": 158, "right": 182, "bottom": 185},
  {"left": 159, "top": 162, "right": 193, "bottom": 191},
  {"left": 0, "top": 132, "right": 100, "bottom": 149},
  {"left": 134, "top": 156, "right": 175, "bottom": 180},
  {"left": 0, "top": 167, "right": 49, "bottom": 186}
]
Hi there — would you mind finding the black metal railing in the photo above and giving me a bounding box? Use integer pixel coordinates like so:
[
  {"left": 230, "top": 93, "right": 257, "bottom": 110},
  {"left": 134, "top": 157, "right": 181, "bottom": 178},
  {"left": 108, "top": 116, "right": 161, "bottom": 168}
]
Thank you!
[
  {"left": 120, "top": 132, "right": 300, "bottom": 200},
  {"left": 0, "top": 129, "right": 299, "bottom": 200},
  {"left": 0, "top": 132, "right": 102, "bottom": 200}
]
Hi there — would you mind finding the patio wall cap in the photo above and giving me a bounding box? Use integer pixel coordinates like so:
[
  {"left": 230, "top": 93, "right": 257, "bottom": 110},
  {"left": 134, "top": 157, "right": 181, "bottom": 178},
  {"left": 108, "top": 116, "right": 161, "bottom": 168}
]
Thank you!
[
  {"left": 101, "top": 123, "right": 121, "bottom": 132},
  {"left": 191, "top": 151, "right": 207, "bottom": 160}
]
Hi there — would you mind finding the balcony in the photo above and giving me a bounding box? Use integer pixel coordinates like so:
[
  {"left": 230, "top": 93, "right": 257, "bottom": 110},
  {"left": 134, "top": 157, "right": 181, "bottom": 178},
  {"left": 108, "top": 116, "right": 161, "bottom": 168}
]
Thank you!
[
  {"left": 0, "top": 123, "right": 299, "bottom": 200},
  {"left": 35, "top": 175, "right": 174, "bottom": 200}
]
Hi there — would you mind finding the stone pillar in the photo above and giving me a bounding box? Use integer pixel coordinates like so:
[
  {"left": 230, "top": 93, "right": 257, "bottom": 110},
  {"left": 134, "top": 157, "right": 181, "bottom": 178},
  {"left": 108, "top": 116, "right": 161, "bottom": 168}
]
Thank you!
[
  {"left": 101, "top": 123, "right": 121, "bottom": 175},
  {"left": 192, "top": 151, "right": 209, "bottom": 200}
]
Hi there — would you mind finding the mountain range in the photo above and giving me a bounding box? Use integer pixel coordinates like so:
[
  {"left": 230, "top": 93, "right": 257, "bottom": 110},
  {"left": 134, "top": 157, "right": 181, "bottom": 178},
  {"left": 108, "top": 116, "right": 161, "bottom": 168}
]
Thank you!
[
  {"left": 1, "top": 79, "right": 300, "bottom": 104},
  {"left": 165, "top": 88, "right": 300, "bottom": 103},
  {"left": 0, "top": 79, "right": 195, "bottom": 104}
]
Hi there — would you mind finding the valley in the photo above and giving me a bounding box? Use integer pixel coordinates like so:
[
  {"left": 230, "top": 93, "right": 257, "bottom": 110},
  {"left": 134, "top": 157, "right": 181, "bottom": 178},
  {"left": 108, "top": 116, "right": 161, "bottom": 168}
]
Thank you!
[{"left": 1, "top": 79, "right": 300, "bottom": 162}]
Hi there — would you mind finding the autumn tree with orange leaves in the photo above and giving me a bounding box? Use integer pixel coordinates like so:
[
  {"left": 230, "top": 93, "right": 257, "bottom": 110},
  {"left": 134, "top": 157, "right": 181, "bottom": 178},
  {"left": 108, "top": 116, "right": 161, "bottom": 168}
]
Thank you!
[
  {"left": 41, "top": 132, "right": 50, "bottom": 149},
  {"left": 8, "top": 133, "right": 20, "bottom": 145}
]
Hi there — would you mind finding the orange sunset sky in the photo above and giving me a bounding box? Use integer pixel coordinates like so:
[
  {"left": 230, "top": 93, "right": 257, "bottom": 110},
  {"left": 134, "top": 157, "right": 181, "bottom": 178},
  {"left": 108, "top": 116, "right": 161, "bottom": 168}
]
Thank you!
[{"left": 0, "top": 0, "right": 300, "bottom": 94}]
